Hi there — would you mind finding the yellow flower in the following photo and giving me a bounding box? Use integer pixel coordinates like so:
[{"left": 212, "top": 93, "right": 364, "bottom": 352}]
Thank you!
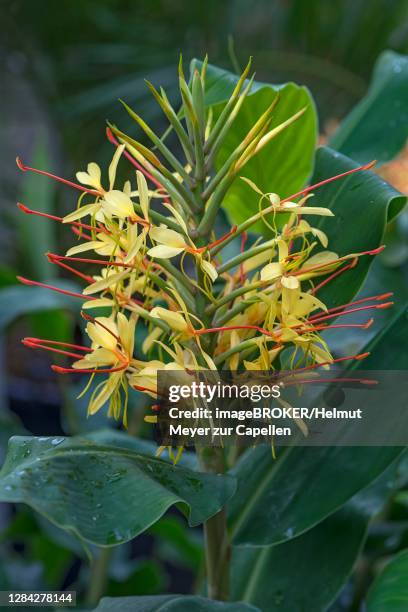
[
  {"left": 73, "top": 313, "right": 136, "bottom": 423},
  {"left": 150, "top": 306, "right": 190, "bottom": 334},
  {"left": 76, "top": 162, "right": 103, "bottom": 191},
  {"left": 73, "top": 313, "right": 135, "bottom": 371},
  {"left": 147, "top": 227, "right": 188, "bottom": 259}
]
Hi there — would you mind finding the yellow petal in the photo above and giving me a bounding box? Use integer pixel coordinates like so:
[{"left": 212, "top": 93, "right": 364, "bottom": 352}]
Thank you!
[
  {"left": 311, "top": 227, "right": 328, "bottom": 248},
  {"left": 281, "top": 275, "right": 300, "bottom": 289},
  {"left": 268, "top": 193, "right": 280, "bottom": 206},
  {"left": 73, "top": 348, "right": 117, "bottom": 369},
  {"left": 108, "top": 145, "right": 125, "bottom": 190},
  {"left": 136, "top": 170, "right": 150, "bottom": 220},
  {"left": 261, "top": 262, "right": 282, "bottom": 282},
  {"left": 87, "top": 318, "right": 118, "bottom": 351},
  {"left": 240, "top": 177, "right": 264, "bottom": 195},
  {"left": 66, "top": 241, "right": 103, "bottom": 256},
  {"left": 162, "top": 202, "right": 188, "bottom": 234},
  {"left": 88, "top": 373, "right": 122, "bottom": 415},
  {"left": 103, "top": 190, "right": 135, "bottom": 218},
  {"left": 76, "top": 162, "right": 102, "bottom": 190},
  {"left": 117, "top": 312, "right": 136, "bottom": 356},
  {"left": 147, "top": 245, "right": 184, "bottom": 259},
  {"left": 150, "top": 307, "right": 189, "bottom": 333},
  {"left": 281, "top": 204, "right": 334, "bottom": 216},
  {"left": 149, "top": 226, "right": 186, "bottom": 248},
  {"left": 201, "top": 259, "right": 218, "bottom": 282},
  {"left": 303, "top": 251, "right": 338, "bottom": 268},
  {"left": 277, "top": 240, "right": 289, "bottom": 262},
  {"left": 124, "top": 229, "right": 146, "bottom": 263},
  {"left": 82, "top": 298, "right": 114, "bottom": 309},
  {"left": 83, "top": 270, "right": 129, "bottom": 295},
  {"left": 242, "top": 249, "right": 276, "bottom": 274},
  {"left": 63, "top": 202, "right": 100, "bottom": 223}
]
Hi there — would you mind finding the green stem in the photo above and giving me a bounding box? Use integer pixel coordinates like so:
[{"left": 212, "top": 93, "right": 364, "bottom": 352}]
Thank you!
[
  {"left": 214, "top": 338, "right": 258, "bottom": 366},
  {"left": 86, "top": 547, "right": 112, "bottom": 605},
  {"left": 206, "top": 281, "right": 261, "bottom": 316},
  {"left": 199, "top": 447, "right": 231, "bottom": 601},
  {"left": 216, "top": 238, "right": 278, "bottom": 273}
]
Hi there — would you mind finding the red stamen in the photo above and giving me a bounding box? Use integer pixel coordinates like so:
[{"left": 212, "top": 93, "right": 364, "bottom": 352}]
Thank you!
[
  {"left": 304, "top": 320, "right": 374, "bottom": 332},
  {"left": 71, "top": 226, "right": 93, "bottom": 241},
  {"left": 310, "top": 258, "right": 358, "bottom": 294},
  {"left": 49, "top": 253, "right": 134, "bottom": 270},
  {"left": 291, "top": 246, "right": 385, "bottom": 278},
  {"left": 23, "top": 337, "right": 92, "bottom": 352},
  {"left": 307, "top": 302, "right": 393, "bottom": 325},
  {"left": 281, "top": 160, "right": 376, "bottom": 205},
  {"left": 16, "top": 158, "right": 100, "bottom": 196},
  {"left": 47, "top": 253, "right": 94, "bottom": 283},
  {"left": 283, "top": 377, "right": 378, "bottom": 387},
  {"left": 309, "top": 292, "right": 394, "bottom": 319},
  {"left": 22, "top": 339, "right": 85, "bottom": 360},
  {"left": 18, "top": 202, "right": 109, "bottom": 235},
  {"left": 17, "top": 276, "right": 94, "bottom": 300},
  {"left": 52, "top": 363, "right": 127, "bottom": 374},
  {"left": 201, "top": 226, "right": 238, "bottom": 252},
  {"left": 285, "top": 351, "right": 370, "bottom": 374},
  {"left": 132, "top": 384, "right": 160, "bottom": 395},
  {"left": 81, "top": 311, "right": 120, "bottom": 342}
]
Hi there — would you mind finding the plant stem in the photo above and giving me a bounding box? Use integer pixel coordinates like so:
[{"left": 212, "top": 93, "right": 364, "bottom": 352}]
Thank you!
[
  {"left": 86, "top": 547, "right": 112, "bottom": 605},
  {"left": 198, "top": 447, "right": 231, "bottom": 601}
]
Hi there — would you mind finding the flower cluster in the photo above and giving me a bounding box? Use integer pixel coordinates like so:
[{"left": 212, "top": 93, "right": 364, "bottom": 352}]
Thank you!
[{"left": 18, "top": 59, "right": 392, "bottom": 441}]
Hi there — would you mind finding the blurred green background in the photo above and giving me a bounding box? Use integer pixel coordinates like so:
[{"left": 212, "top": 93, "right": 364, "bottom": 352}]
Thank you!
[{"left": 0, "top": 0, "right": 408, "bottom": 605}]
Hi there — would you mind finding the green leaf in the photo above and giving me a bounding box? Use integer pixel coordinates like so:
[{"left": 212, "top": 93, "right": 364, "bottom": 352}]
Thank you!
[
  {"left": 88, "top": 595, "right": 259, "bottom": 611},
  {"left": 0, "top": 282, "right": 81, "bottom": 330},
  {"left": 310, "top": 146, "right": 406, "bottom": 308},
  {"left": 367, "top": 549, "right": 408, "bottom": 612},
  {"left": 231, "top": 461, "right": 398, "bottom": 612},
  {"left": 193, "top": 60, "right": 317, "bottom": 231},
  {"left": 228, "top": 444, "right": 403, "bottom": 547},
  {"left": 0, "top": 431, "right": 236, "bottom": 546},
  {"left": 329, "top": 51, "right": 408, "bottom": 165}
]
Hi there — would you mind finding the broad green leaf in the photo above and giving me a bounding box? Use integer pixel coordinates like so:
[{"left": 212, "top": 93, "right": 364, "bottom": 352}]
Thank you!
[
  {"left": 0, "top": 282, "right": 81, "bottom": 329},
  {"left": 88, "top": 595, "right": 259, "bottom": 611},
  {"left": 310, "top": 147, "right": 406, "bottom": 308},
  {"left": 192, "top": 60, "right": 317, "bottom": 230},
  {"left": 228, "top": 444, "right": 402, "bottom": 547},
  {"left": 329, "top": 51, "right": 408, "bottom": 165},
  {"left": 231, "top": 461, "right": 398, "bottom": 612},
  {"left": 0, "top": 431, "right": 236, "bottom": 546},
  {"left": 367, "top": 549, "right": 408, "bottom": 612}
]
